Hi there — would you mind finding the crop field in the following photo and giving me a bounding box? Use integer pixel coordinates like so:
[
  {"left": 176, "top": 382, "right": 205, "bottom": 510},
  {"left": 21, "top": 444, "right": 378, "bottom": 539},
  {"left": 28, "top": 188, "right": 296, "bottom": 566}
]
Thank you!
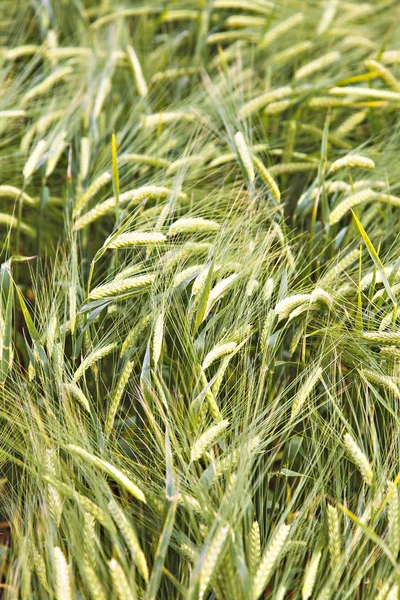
[{"left": 0, "top": 0, "right": 400, "bottom": 598}]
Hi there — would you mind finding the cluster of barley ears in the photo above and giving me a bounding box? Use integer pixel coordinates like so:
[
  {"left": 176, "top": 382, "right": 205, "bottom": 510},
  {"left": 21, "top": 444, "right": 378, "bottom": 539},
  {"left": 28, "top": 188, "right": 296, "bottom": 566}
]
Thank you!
[{"left": 1, "top": 0, "right": 400, "bottom": 598}]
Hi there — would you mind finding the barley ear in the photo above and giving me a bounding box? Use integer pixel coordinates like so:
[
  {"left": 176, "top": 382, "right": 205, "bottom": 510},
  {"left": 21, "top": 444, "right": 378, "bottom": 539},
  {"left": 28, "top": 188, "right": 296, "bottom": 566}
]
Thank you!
[
  {"left": 53, "top": 547, "right": 72, "bottom": 600},
  {"left": 252, "top": 524, "right": 291, "bottom": 600}
]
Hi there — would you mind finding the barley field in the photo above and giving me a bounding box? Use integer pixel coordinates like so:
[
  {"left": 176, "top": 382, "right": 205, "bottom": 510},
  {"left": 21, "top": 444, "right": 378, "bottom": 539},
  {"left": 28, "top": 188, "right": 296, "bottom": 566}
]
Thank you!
[{"left": 1, "top": 1, "right": 400, "bottom": 598}]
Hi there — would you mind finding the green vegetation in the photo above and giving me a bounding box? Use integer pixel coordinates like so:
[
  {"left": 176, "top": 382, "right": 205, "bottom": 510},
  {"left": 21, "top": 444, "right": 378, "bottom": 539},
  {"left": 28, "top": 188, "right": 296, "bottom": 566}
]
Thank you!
[{"left": 1, "top": 0, "right": 400, "bottom": 598}]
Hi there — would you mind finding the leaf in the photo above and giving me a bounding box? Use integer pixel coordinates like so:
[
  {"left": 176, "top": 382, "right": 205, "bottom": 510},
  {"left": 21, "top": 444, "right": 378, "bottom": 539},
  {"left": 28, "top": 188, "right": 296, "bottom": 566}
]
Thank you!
[
  {"left": 14, "top": 282, "right": 41, "bottom": 344},
  {"left": 279, "top": 468, "right": 305, "bottom": 477},
  {"left": 112, "top": 131, "right": 120, "bottom": 221},
  {"left": 351, "top": 210, "right": 396, "bottom": 306},
  {"left": 337, "top": 503, "right": 399, "bottom": 571},
  {"left": 146, "top": 482, "right": 178, "bottom": 600},
  {"left": 356, "top": 245, "right": 363, "bottom": 332},
  {"left": 0, "top": 278, "right": 13, "bottom": 384},
  {"left": 165, "top": 428, "right": 175, "bottom": 501},
  {"left": 310, "top": 109, "right": 330, "bottom": 258}
]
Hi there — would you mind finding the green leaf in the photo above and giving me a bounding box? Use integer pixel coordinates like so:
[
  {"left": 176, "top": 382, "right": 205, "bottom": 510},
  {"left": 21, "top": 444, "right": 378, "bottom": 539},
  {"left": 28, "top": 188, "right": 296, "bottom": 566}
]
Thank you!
[
  {"left": 337, "top": 503, "right": 399, "bottom": 571},
  {"left": 14, "top": 282, "right": 41, "bottom": 345},
  {"left": 351, "top": 209, "right": 396, "bottom": 306},
  {"left": 112, "top": 131, "right": 120, "bottom": 222},
  {"left": 356, "top": 245, "right": 363, "bottom": 332},
  {"left": 146, "top": 490, "right": 178, "bottom": 600},
  {"left": 279, "top": 468, "right": 305, "bottom": 477},
  {"left": 0, "top": 277, "right": 13, "bottom": 384}
]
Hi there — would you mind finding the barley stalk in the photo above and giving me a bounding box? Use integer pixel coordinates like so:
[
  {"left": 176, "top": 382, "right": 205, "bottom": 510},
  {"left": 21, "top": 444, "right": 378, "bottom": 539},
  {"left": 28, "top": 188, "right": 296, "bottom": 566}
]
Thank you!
[
  {"left": 320, "top": 249, "right": 359, "bottom": 284},
  {"left": 0, "top": 109, "right": 26, "bottom": 118},
  {"left": 212, "top": 354, "right": 232, "bottom": 396},
  {"left": 192, "top": 264, "right": 220, "bottom": 296},
  {"left": 380, "top": 346, "right": 400, "bottom": 358},
  {"left": 382, "top": 50, "right": 400, "bottom": 64},
  {"left": 3, "top": 45, "right": 39, "bottom": 59},
  {"left": 260, "top": 308, "right": 276, "bottom": 353},
  {"left": 151, "top": 66, "right": 198, "bottom": 83}
]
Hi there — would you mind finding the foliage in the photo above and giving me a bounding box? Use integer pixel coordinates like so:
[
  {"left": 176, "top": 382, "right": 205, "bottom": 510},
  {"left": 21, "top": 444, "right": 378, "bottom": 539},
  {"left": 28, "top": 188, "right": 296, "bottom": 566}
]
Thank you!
[{"left": 1, "top": 0, "right": 400, "bottom": 598}]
